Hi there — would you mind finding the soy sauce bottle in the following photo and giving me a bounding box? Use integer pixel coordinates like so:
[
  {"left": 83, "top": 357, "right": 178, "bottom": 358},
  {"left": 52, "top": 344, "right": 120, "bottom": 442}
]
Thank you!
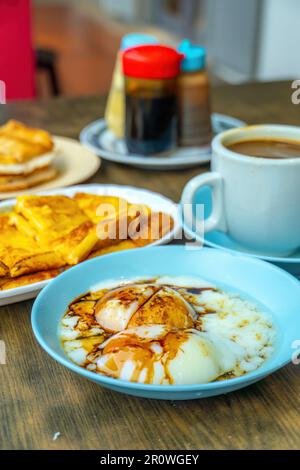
[
  {"left": 122, "top": 45, "right": 183, "bottom": 155},
  {"left": 177, "top": 40, "right": 212, "bottom": 148},
  {"left": 105, "top": 33, "right": 158, "bottom": 139}
]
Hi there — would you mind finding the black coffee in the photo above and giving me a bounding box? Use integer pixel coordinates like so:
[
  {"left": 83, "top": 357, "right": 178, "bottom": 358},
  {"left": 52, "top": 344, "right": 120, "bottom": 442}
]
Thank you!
[{"left": 226, "top": 138, "right": 300, "bottom": 159}]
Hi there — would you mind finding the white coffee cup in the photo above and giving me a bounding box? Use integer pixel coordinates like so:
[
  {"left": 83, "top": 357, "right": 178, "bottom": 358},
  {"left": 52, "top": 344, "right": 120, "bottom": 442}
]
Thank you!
[{"left": 181, "top": 124, "right": 300, "bottom": 256}]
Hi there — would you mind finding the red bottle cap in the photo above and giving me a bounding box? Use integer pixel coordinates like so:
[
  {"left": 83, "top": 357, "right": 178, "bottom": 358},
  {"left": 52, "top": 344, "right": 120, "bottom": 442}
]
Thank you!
[{"left": 122, "top": 45, "right": 183, "bottom": 79}]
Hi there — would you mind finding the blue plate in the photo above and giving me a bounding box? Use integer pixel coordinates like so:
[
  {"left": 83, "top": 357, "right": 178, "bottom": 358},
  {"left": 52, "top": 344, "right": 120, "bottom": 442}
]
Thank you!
[
  {"left": 32, "top": 246, "right": 300, "bottom": 400},
  {"left": 182, "top": 185, "right": 300, "bottom": 277}
]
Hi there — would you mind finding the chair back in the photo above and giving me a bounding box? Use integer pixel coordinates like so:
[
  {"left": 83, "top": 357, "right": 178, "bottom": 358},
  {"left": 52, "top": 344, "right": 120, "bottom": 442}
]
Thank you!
[{"left": 0, "top": 0, "right": 35, "bottom": 100}]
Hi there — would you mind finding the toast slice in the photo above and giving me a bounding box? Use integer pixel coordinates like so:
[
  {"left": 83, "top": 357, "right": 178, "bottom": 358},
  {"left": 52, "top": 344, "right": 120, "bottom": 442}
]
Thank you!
[
  {"left": 0, "top": 166, "right": 57, "bottom": 191},
  {"left": 73, "top": 193, "right": 128, "bottom": 223},
  {"left": 0, "top": 268, "right": 63, "bottom": 291},
  {"left": 0, "top": 213, "right": 65, "bottom": 277},
  {"left": 74, "top": 192, "right": 152, "bottom": 248},
  {"left": 15, "top": 195, "right": 99, "bottom": 264},
  {"left": 130, "top": 212, "right": 174, "bottom": 246},
  {"left": 0, "top": 119, "right": 54, "bottom": 153},
  {"left": 15, "top": 195, "right": 88, "bottom": 238}
]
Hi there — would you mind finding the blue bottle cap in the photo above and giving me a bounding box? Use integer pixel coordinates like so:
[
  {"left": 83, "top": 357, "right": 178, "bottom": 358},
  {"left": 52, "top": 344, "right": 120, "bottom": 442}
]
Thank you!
[
  {"left": 121, "top": 33, "right": 159, "bottom": 51},
  {"left": 178, "top": 39, "right": 206, "bottom": 72}
]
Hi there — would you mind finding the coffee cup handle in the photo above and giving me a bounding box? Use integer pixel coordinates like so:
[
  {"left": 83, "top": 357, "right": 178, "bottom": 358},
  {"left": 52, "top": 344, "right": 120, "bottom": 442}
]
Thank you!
[{"left": 181, "top": 172, "right": 227, "bottom": 233}]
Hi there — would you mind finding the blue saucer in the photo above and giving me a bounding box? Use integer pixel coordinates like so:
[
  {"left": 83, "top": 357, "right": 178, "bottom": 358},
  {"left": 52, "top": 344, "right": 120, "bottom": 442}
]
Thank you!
[{"left": 182, "top": 186, "right": 300, "bottom": 277}]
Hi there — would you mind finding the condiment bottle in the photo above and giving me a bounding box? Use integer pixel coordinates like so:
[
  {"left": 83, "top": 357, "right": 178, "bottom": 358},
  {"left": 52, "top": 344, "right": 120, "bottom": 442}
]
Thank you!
[
  {"left": 177, "top": 39, "right": 212, "bottom": 147},
  {"left": 104, "top": 33, "right": 158, "bottom": 139},
  {"left": 123, "top": 45, "right": 182, "bottom": 155}
]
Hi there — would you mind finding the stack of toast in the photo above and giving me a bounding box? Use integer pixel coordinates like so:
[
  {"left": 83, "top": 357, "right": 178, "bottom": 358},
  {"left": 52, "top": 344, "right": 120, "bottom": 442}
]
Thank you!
[
  {"left": 0, "top": 120, "right": 57, "bottom": 192},
  {"left": 0, "top": 193, "right": 174, "bottom": 290}
]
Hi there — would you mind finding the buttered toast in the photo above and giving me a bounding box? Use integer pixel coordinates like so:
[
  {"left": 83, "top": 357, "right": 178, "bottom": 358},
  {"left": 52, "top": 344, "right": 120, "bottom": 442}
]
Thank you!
[{"left": 0, "top": 192, "right": 174, "bottom": 290}]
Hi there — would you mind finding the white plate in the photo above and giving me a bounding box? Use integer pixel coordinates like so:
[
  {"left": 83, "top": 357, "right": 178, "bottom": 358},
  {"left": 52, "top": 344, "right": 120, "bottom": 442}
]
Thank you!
[
  {"left": 80, "top": 114, "right": 246, "bottom": 170},
  {"left": 0, "top": 184, "right": 180, "bottom": 306},
  {"left": 0, "top": 136, "right": 101, "bottom": 200}
]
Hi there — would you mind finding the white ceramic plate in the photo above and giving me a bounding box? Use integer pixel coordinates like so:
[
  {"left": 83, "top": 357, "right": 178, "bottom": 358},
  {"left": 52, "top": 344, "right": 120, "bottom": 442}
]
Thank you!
[
  {"left": 80, "top": 114, "right": 246, "bottom": 170},
  {"left": 0, "top": 136, "right": 101, "bottom": 200},
  {"left": 0, "top": 184, "right": 180, "bottom": 306}
]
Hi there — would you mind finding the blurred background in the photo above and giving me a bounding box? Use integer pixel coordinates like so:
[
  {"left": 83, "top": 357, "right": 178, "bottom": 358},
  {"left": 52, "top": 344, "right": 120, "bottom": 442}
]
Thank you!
[{"left": 1, "top": 0, "right": 299, "bottom": 100}]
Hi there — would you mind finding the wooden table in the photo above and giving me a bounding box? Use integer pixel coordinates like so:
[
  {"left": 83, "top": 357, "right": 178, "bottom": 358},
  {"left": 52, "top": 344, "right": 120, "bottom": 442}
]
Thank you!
[{"left": 1, "top": 81, "right": 300, "bottom": 450}]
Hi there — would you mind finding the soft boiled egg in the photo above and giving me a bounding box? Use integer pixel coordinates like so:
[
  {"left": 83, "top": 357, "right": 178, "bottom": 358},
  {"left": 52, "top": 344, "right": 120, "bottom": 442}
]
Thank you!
[
  {"left": 95, "top": 284, "right": 196, "bottom": 333},
  {"left": 60, "top": 276, "right": 275, "bottom": 385},
  {"left": 63, "top": 336, "right": 104, "bottom": 367},
  {"left": 96, "top": 325, "right": 244, "bottom": 385}
]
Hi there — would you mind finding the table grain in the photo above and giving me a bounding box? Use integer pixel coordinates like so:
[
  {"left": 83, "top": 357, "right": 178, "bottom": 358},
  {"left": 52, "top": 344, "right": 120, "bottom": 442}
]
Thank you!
[{"left": 1, "top": 81, "right": 300, "bottom": 450}]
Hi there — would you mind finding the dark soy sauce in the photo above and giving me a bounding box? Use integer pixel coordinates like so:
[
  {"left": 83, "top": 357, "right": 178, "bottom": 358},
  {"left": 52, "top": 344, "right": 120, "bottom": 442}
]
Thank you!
[{"left": 125, "top": 95, "right": 177, "bottom": 155}]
